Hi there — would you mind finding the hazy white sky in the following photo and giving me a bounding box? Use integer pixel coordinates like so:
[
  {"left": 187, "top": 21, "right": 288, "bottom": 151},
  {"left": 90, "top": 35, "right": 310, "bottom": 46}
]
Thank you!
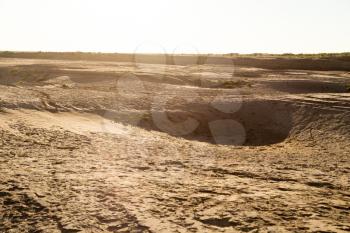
[{"left": 0, "top": 0, "right": 349, "bottom": 54}]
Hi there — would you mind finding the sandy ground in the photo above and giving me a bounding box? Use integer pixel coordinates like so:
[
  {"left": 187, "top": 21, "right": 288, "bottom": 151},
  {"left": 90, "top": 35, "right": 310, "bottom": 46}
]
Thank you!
[{"left": 0, "top": 58, "right": 349, "bottom": 233}]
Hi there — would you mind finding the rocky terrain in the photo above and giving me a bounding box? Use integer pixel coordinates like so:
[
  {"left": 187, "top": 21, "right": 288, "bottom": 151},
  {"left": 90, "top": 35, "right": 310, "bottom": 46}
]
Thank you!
[{"left": 0, "top": 57, "right": 349, "bottom": 232}]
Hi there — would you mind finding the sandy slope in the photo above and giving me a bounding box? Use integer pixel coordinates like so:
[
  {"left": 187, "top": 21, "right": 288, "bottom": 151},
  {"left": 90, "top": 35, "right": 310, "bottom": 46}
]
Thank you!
[{"left": 0, "top": 58, "right": 349, "bottom": 233}]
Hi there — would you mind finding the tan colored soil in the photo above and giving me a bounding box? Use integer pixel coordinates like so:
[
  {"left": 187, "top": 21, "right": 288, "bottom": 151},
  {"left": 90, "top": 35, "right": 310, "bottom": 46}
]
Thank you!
[{"left": 0, "top": 58, "right": 349, "bottom": 232}]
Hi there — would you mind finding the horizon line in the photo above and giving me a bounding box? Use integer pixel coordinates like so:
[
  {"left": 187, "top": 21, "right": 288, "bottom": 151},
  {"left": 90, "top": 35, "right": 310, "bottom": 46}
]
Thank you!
[{"left": 1, "top": 50, "right": 350, "bottom": 56}]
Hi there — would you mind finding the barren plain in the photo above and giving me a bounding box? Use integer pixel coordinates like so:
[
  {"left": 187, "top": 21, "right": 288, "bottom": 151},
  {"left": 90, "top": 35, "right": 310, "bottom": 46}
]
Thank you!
[{"left": 0, "top": 56, "right": 349, "bottom": 232}]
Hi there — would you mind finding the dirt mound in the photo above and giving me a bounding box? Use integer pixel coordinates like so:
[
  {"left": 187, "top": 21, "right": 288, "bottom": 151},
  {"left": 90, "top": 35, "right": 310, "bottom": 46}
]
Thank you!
[{"left": 43, "top": 76, "right": 76, "bottom": 88}]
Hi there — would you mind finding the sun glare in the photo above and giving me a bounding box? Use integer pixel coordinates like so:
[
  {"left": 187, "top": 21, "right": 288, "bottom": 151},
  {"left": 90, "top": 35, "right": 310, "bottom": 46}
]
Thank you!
[{"left": 0, "top": 0, "right": 350, "bottom": 53}]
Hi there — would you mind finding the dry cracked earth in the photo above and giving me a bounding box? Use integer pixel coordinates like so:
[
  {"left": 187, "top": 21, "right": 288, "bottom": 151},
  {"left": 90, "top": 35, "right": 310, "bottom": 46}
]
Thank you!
[{"left": 0, "top": 58, "right": 349, "bottom": 232}]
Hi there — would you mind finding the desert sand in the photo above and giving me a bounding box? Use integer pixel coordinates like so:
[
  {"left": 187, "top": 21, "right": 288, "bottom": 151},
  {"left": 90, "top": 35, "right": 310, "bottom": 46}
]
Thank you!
[{"left": 0, "top": 56, "right": 349, "bottom": 232}]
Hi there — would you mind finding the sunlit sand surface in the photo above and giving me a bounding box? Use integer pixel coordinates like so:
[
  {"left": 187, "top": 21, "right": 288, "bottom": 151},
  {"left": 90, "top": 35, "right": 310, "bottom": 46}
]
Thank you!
[{"left": 0, "top": 57, "right": 349, "bottom": 232}]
